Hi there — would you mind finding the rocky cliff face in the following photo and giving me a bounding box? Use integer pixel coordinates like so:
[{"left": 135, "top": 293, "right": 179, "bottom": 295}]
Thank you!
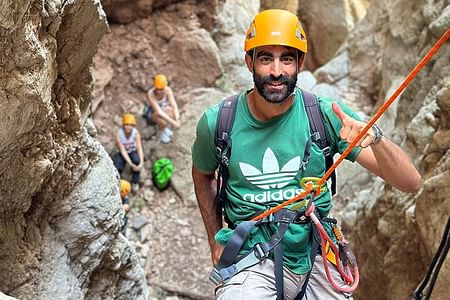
[
  {"left": 1, "top": 0, "right": 448, "bottom": 299},
  {"left": 101, "top": 0, "right": 217, "bottom": 25},
  {"left": 0, "top": 0, "right": 147, "bottom": 299},
  {"left": 336, "top": 1, "right": 450, "bottom": 299}
]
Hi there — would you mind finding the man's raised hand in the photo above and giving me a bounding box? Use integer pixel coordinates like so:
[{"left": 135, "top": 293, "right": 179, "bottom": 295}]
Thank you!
[{"left": 332, "top": 102, "right": 375, "bottom": 148}]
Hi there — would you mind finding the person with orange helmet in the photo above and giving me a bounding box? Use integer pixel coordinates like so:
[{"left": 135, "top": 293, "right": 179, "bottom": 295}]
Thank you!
[
  {"left": 113, "top": 113, "right": 144, "bottom": 193},
  {"left": 145, "top": 73, "right": 180, "bottom": 144},
  {"left": 191, "top": 9, "right": 421, "bottom": 300},
  {"left": 119, "top": 179, "right": 131, "bottom": 234}
]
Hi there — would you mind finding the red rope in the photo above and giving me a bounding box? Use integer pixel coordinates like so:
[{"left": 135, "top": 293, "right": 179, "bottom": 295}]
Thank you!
[{"left": 306, "top": 202, "right": 359, "bottom": 292}]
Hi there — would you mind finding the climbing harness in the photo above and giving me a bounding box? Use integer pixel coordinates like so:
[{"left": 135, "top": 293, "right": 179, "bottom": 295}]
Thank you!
[
  {"left": 212, "top": 28, "right": 449, "bottom": 298},
  {"left": 210, "top": 188, "right": 354, "bottom": 298},
  {"left": 413, "top": 216, "right": 450, "bottom": 300}
]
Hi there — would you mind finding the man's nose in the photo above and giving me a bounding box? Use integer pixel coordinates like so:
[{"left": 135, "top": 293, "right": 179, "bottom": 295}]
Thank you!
[{"left": 270, "top": 58, "right": 282, "bottom": 77}]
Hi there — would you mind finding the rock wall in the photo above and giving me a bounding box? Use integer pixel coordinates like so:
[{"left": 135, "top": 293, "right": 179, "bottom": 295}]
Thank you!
[
  {"left": 314, "top": 1, "right": 449, "bottom": 299},
  {"left": 0, "top": 0, "right": 147, "bottom": 299},
  {"left": 2, "top": 0, "right": 446, "bottom": 299},
  {"left": 256, "top": 0, "right": 371, "bottom": 71},
  {"left": 260, "top": 0, "right": 298, "bottom": 13},
  {"left": 298, "top": 0, "right": 370, "bottom": 70},
  {"left": 101, "top": 0, "right": 222, "bottom": 29},
  {"left": 101, "top": 0, "right": 184, "bottom": 24}
]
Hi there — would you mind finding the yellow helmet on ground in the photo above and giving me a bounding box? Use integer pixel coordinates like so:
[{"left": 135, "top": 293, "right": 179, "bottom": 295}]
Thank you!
[
  {"left": 244, "top": 9, "right": 307, "bottom": 53},
  {"left": 122, "top": 113, "right": 136, "bottom": 126},
  {"left": 120, "top": 179, "right": 131, "bottom": 198},
  {"left": 153, "top": 74, "right": 167, "bottom": 90}
]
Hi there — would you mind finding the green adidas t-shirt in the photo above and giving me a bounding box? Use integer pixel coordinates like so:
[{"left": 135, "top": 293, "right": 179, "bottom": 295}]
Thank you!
[{"left": 191, "top": 88, "right": 362, "bottom": 274}]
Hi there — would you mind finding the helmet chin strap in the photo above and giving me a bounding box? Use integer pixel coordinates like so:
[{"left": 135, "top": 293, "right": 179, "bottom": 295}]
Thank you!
[{"left": 252, "top": 50, "right": 256, "bottom": 73}]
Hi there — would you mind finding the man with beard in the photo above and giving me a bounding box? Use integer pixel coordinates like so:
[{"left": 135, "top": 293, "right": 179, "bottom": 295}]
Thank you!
[{"left": 191, "top": 9, "right": 421, "bottom": 300}]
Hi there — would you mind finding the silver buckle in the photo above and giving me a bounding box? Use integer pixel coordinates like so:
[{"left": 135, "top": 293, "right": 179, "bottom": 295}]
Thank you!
[
  {"left": 209, "top": 268, "right": 222, "bottom": 285},
  {"left": 253, "top": 243, "right": 267, "bottom": 260}
]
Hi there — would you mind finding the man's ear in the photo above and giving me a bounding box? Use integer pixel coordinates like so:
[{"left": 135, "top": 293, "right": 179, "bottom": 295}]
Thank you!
[
  {"left": 297, "top": 54, "right": 306, "bottom": 73},
  {"left": 245, "top": 54, "right": 254, "bottom": 73}
]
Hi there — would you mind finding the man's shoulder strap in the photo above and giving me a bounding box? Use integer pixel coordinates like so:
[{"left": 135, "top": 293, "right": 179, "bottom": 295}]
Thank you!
[
  {"left": 301, "top": 89, "right": 336, "bottom": 195},
  {"left": 214, "top": 94, "right": 239, "bottom": 228},
  {"left": 301, "top": 89, "right": 330, "bottom": 150},
  {"left": 215, "top": 94, "right": 239, "bottom": 149}
]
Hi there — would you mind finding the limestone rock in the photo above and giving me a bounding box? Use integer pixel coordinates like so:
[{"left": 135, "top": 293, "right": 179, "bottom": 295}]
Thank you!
[
  {"left": 0, "top": 0, "right": 147, "bottom": 299},
  {"left": 298, "top": 0, "right": 370, "bottom": 70},
  {"left": 327, "top": 1, "right": 450, "bottom": 299},
  {"left": 297, "top": 71, "right": 317, "bottom": 91},
  {"left": 0, "top": 292, "right": 17, "bottom": 300},
  {"left": 260, "top": 0, "right": 298, "bottom": 13}
]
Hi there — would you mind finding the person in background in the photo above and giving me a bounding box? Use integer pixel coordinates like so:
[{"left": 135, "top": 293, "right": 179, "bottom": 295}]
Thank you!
[
  {"left": 145, "top": 74, "right": 180, "bottom": 144},
  {"left": 113, "top": 113, "right": 144, "bottom": 193},
  {"left": 119, "top": 179, "right": 131, "bottom": 235}
]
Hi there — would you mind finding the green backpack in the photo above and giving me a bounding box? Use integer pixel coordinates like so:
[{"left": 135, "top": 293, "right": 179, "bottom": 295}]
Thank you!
[{"left": 152, "top": 158, "right": 174, "bottom": 190}]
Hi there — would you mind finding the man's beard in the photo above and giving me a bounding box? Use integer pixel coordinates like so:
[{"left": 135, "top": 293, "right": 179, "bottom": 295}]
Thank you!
[{"left": 254, "top": 72, "right": 297, "bottom": 104}]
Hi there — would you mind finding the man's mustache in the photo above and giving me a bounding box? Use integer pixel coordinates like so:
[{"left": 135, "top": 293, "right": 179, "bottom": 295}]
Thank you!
[{"left": 261, "top": 74, "right": 289, "bottom": 85}]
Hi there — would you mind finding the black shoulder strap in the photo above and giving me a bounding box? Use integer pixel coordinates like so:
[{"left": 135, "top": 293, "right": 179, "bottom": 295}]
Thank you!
[
  {"left": 214, "top": 94, "right": 239, "bottom": 227},
  {"left": 215, "top": 95, "right": 239, "bottom": 149},
  {"left": 302, "top": 89, "right": 336, "bottom": 195}
]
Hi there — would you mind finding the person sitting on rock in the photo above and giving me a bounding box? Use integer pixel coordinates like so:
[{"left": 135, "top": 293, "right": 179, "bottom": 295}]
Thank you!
[
  {"left": 145, "top": 73, "right": 180, "bottom": 144},
  {"left": 113, "top": 113, "right": 144, "bottom": 193},
  {"left": 119, "top": 179, "right": 131, "bottom": 235}
]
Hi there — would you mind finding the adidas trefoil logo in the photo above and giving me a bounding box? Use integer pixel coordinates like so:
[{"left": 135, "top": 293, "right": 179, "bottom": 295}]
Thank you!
[{"left": 240, "top": 148, "right": 300, "bottom": 189}]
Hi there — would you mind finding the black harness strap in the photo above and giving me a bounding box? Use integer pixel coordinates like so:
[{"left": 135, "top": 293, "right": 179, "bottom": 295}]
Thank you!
[
  {"left": 302, "top": 90, "right": 336, "bottom": 195},
  {"left": 413, "top": 216, "right": 450, "bottom": 300},
  {"left": 215, "top": 94, "right": 239, "bottom": 226},
  {"left": 296, "top": 224, "right": 321, "bottom": 300},
  {"left": 300, "top": 132, "right": 320, "bottom": 171},
  {"left": 275, "top": 242, "right": 284, "bottom": 300},
  {"left": 210, "top": 208, "right": 301, "bottom": 287}
]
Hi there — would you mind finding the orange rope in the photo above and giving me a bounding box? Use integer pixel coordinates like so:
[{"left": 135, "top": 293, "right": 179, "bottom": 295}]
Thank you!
[
  {"left": 318, "top": 28, "right": 450, "bottom": 187},
  {"left": 253, "top": 28, "right": 449, "bottom": 222},
  {"left": 252, "top": 184, "right": 314, "bottom": 221}
]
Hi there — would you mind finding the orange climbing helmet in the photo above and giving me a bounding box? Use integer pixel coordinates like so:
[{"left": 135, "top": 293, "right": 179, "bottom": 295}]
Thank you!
[
  {"left": 122, "top": 113, "right": 136, "bottom": 126},
  {"left": 153, "top": 74, "right": 168, "bottom": 90},
  {"left": 244, "top": 9, "right": 307, "bottom": 53},
  {"left": 120, "top": 179, "right": 131, "bottom": 198}
]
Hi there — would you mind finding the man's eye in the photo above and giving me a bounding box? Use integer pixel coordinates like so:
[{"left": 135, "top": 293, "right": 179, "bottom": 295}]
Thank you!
[
  {"left": 281, "top": 56, "right": 295, "bottom": 64},
  {"left": 258, "top": 56, "right": 273, "bottom": 64}
]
